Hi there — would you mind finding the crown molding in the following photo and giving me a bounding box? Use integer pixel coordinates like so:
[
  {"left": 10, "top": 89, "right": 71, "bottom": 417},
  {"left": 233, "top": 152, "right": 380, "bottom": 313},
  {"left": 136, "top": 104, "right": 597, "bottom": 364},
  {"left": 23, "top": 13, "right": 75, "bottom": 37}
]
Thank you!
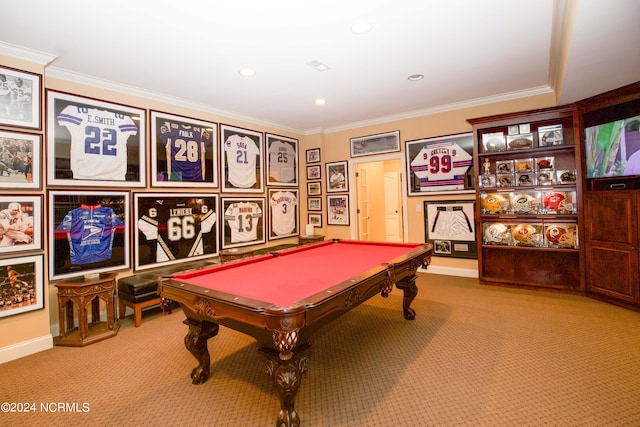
[{"left": 0, "top": 41, "right": 57, "bottom": 66}]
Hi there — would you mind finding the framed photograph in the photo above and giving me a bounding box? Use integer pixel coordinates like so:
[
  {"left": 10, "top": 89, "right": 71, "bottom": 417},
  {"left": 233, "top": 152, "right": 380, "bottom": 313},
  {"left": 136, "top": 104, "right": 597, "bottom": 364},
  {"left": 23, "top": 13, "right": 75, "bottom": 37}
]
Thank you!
[
  {"left": 221, "top": 197, "right": 265, "bottom": 249},
  {"left": 46, "top": 90, "right": 146, "bottom": 187},
  {"left": 327, "top": 194, "right": 349, "bottom": 225},
  {"left": 326, "top": 160, "right": 348, "bottom": 193},
  {"left": 49, "top": 191, "right": 130, "bottom": 281},
  {"left": 424, "top": 200, "right": 477, "bottom": 259},
  {"left": 0, "top": 66, "right": 41, "bottom": 130},
  {"left": 134, "top": 193, "right": 219, "bottom": 271},
  {"left": 307, "top": 181, "right": 321, "bottom": 196},
  {"left": 350, "top": 130, "right": 400, "bottom": 157},
  {"left": 306, "top": 148, "right": 321, "bottom": 164},
  {"left": 308, "top": 213, "right": 322, "bottom": 227},
  {"left": 268, "top": 188, "right": 299, "bottom": 240},
  {"left": 0, "top": 130, "right": 42, "bottom": 189},
  {"left": 307, "top": 197, "right": 322, "bottom": 211},
  {"left": 0, "top": 254, "right": 44, "bottom": 318},
  {"left": 0, "top": 195, "right": 42, "bottom": 254},
  {"left": 150, "top": 111, "right": 218, "bottom": 188},
  {"left": 220, "top": 124, "right": 263, "bottom": 193},
  {"left": 406, "top": 132, "right": 474, "bottom": 196},
  {"left": 266, "top": 133, "right": 298, "bottom": 186},
  {"left": 306, "top": 165, "right": 321, "bottom": 180}
]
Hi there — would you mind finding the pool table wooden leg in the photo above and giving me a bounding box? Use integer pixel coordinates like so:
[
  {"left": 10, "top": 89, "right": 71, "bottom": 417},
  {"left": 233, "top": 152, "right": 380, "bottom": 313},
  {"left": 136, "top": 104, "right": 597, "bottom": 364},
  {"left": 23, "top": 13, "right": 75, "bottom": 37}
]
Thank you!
[
  {"left": 183, "top": 319, "right": 219, "bottom": 385},
  {"left": 395, "top": 274, "right": 418, "bottom": 320}
]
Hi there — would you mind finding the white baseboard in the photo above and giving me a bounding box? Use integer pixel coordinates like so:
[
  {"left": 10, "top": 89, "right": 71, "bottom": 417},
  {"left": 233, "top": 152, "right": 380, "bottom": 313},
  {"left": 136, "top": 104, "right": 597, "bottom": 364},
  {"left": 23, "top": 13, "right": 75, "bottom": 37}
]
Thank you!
[
  {"left": 418, "top": 266, "right": 479, "bottom": 278},
  {"left": 0, "top": 335, "right": 53, "bottom": 365}
]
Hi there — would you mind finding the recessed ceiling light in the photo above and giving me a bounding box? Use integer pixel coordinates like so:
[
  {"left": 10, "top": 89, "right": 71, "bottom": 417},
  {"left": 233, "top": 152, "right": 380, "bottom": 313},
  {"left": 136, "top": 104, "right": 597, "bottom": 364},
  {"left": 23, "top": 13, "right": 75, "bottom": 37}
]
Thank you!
[
  {"left": 315, "top": 99, "right": 326, "bottom": 105},
  {"left": 239, "top": 68, "right": 256, "bottom": 77},
  {"left": 408, "top": 74, "right": 424, "bottom": 81},
  {"left": 351, "top": 21, "right": 372, "bottom": 34}
]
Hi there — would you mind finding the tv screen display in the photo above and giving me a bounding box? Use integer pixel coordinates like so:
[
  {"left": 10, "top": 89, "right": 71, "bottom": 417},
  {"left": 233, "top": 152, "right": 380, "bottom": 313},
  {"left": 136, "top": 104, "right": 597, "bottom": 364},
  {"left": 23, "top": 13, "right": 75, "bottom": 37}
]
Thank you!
[{"left": 585, "top": 114, "right": 640, "bottom": 178}]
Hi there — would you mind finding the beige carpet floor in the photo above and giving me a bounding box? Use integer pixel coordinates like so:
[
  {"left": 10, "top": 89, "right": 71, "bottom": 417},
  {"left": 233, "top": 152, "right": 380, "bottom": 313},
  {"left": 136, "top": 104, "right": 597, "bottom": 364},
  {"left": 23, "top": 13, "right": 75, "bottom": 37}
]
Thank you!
[{"left": 1, "top": 273, "right": 639, "bottom": 426}]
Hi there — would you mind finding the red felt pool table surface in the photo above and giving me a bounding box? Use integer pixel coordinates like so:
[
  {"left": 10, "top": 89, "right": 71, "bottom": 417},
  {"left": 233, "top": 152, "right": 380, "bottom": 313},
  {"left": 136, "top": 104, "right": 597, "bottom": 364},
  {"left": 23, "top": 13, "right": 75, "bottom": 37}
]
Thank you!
[{"left": 173, "top": 239, "right": 424, "bottom": 307}]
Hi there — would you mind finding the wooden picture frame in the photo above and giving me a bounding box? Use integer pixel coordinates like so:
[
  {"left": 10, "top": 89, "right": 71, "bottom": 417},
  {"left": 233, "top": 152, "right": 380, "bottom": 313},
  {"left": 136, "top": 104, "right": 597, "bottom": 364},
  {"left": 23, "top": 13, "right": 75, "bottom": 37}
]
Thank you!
[
  {"left": 150, "top": 110, "right": 218, "bottom": 188},
  {"left": 307, "top": 181, "right": 321, "bottom": 196},
  {"left": 49, "top": 190, "right": 130, "bottom": 280},
  {"left": 424, "top": 200, "right": 477, "bottom": 259},
  {"left": 46, "top": 90, "right": 146, "bottom": 188},
  {"left": 306, "top": 165, "right": 321, "bottom": 180},
  {"left": 268, "top": 188, "right": 299, "bottom": 240},
  {"left": 266, "top": 133, "right": 298, "bottom": 186},
  {"left": 307, "top": 197, "right": 322, "bottom": 211},
  {"left": 308, "top": 213, "right": 322, "bottom": 227},
  {"left": 327, "top": 194, "right": 349, "bottom": 225},
  {"left": 0, "top": 130, "right": 42, "bottom": 190},
  {"left": 350, "top": 130, "right": 400, "bottom": 157},
  {"left": 220, "top": 124, "right": 263, "bottom": 193},
  {"left": 134, "top": 193, "right": 219, "bottom": 271},
  {"left": 221, "top": 197, "right": 266, "bottom": 249},
  {"left": 0, "top": 254, "right": 44, "bottom": 318},
  {"left": 326, "top": 160, "right": 348, "bottom": 193},
  {"left": 306, "top": 148, "right": 321, "bottom": 163},
  {"left": 0, "top": 65, "right": 42, "bottom": 130},
  {"left": 0, "top": 195, "right": 43, "bottom": 254}
]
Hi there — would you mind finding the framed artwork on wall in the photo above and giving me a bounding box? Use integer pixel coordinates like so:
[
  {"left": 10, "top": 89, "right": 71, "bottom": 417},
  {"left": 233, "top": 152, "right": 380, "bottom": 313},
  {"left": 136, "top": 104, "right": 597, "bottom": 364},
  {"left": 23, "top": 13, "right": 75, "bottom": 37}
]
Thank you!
[
  {"left": 266, "top": 133, "right": 298, "bottom": 186},
  {"left": 306, "top": 148, "right": 321, "bottom": 164},
  {"left": 350, "top": 130, "right": 400, "bottom": 158},
  {"left": 306, "top": 165, "right": 321, "bottom": 180},
  {"left": 0, "top": 65, "right": 42, "bottom": 130},
  {"left": 0, "top": 130, "right": 42, "bottom": 190},
  {"left": 221, "top": 197, "right": 265, "bottom": 249},
  {"left": 46, "top": 90, "right": 146, "bottom": 188},
  {"left": 327, "top": 194, "right": 349, "bottom": 225},
  {"left": 308, "top": 213, "right": 322, "bottom": 227},
  {"left": 0, "top": 195, "right": 43, "bottom": 255},
  {"left": 326, "top": 160, "right": 348, "bottom": 193},
  {"left": 268, "top": 188, "right": 299, "bottom": 240},
  {"left": 424, "top": 200, "right": 477, "bottom": 259},
  {"left": 307, "top": 181, "right": 321, "bottom": 196},
  {"left": 134, "top": 193, "right": 219, "bottom": 271},
  {"left": 0, "top": 254, "right": 44, "bottom": 318},
  {"left": 48, "top": 190, "right": 130, "bottom": 281},
  {"left": 150, "top": 110, "right": 218, "bottom": 188},
  {"left": 307, "top": 197, "right": 322, "bottom": 211},
  {"left": 405, "top": 132, "right": 474, "bottom": 196},
  {"left": 220, "top": 124, "right": 264, "bottom": 193}
]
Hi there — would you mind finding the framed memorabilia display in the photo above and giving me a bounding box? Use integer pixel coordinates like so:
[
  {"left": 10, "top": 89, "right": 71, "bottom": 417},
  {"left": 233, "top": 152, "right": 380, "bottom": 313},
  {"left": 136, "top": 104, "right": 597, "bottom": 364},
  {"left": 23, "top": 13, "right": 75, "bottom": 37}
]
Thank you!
[
  {"left": 221, "top": 197, "right": 265, "bottom": 249},
  {"left": 306, "top": 148, "right": 320, "bottom": 163},
  {"left": 0, "top": 195, "right": 43, "bottom": 254},
  {"left": 150, "top": 110, "right": 218, "bottom": 188},
  {"left": 406, "top": 132, "right": 474, "bottom": 196},
  {"left": 327, "top": 194, "right": 349, "bottom": 225},
  {"left": 307, "top": 197, "right": 322, "bottom": 211},
  {"left": 306, "top": 165, "right": 321, "bottom": 180},
  {"left": 0, "top": 65, "right": 42, "bottom": 130},
  {"left": 0, "top": 130, "right": 42, "bottom": 190},
  {"left": 46, "top": 90, "right": 146, "bottom": 187},
  {"left": 308, "top": 213, "right": 322, "bottom": 227},
  {"left": 0, "top": 254, "right": 44, "bottom": 318},
  {"left": 134, "top": 193, "right": 219, "bottom": 271},
  {"left": 326, "top": 160, "right": 348, "bottom": 193},
  {"left": 424, "top": 200, "right": 477, "bottom": 259},
  {"left": 220, "top": 124, "right": 263, "bottom": 193},
  {"left": 48, "top": 191, "right": 130, "bottom": 281},
  {"left": 307, "top": 181, "right": 321, "bottom": 196},
  {"left": 350, "top": 130, "right": 400, "bottom": 157},
  {"left": 266, "top": 133, "right": 298, "bottom": 186},
  {"left": 268, "top": 188, "right": 299, "bottom": 240}
]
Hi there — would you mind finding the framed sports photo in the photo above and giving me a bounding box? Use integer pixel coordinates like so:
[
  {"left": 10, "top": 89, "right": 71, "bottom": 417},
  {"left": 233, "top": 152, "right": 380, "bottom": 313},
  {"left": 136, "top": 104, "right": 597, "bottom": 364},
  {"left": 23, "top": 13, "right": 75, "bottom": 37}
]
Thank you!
[
  {"left": 406, "top": 132, "right": 474, "bottom": 196},
  {"left": 150, "top": 111, "right": 218, "bottom": 188},
  {"left": 327, "top": 194, "right": 349, "bottom": 225},
  {"left": 48, "top": 191, "right": 130, "bottom": 281},
  {"left": 220, "top": 124, "right": 264, "bottom": 193},
  {"left": 350, "top": 130, "right": 400, "bottom": 158},
  {"left": 221, "top": 197, "right": 265, "bottom": 249},
  {"left": 134, "top": 193, "right": 219, "bottom": 271},
  {"left": 306, "top": 165, "right": 321, "bottom": 180},
  {"left": 266, "top": 133, "right": 298, "bottom": 186},
  {"left": 306, "top": 148, "right": 320, "bottom": 164},
  {"left": 308, "top": 213, "right": 322, "bottom": 227},
  {"left": 424, "top": 200, "right": 477, "bottom": 259},
  {"left": 46, "top": 90, "right": 146, "bottom": 187},
  {"left": 0, "top": 254, "right": 44, "bottom": 318},
  {"left": 268, "top": 188, "right": 299, "bottom": 240},
  {"left": 307, "top": 197, "right": 322, "bottom": 211},
  {"left": 326, "top": 160, "right": 348, "bottom": 193},
  {"left": 0, "top": 130, "right": 42, "bottom": 190},
  {"left": 0, "top": 65, "right": 42, "bottom": 130},
  {"left": 0, "top": 195, "right": 43, "bottom": 254},
  {"left": 307, "top": 181, "right": 321, "bottom": 196}
]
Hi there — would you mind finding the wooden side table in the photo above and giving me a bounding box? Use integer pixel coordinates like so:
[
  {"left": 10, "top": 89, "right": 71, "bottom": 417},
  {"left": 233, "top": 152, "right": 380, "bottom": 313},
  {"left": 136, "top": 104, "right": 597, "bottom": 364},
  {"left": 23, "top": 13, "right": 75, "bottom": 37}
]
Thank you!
[
  {"left": 55, "top": 272, "right": 119, "bottom": 347},
  {"left": 298, "top": 234, "right": 325, "bottom": 245}
]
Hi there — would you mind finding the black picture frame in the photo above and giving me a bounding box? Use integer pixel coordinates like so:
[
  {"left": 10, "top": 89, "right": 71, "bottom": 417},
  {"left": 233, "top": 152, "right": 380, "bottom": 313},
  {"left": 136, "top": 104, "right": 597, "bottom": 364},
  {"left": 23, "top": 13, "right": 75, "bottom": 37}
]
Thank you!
[
  {"left": 0, "top": 65, "right": 42, "bottom": 130},
  {"left": 327, "top": 194, "right": 349, "bottom": 225},
  {"left": 267, "top": 188, "right": 299, "bottom": 240},
  {"left": 0, "top": 195, "right": 43, "bottom": 255},
  {"left": 350, "top": 130, "right": 400, "bottom": 157},
  {"left": 0, "top": 254, "right": 44, "bottom": 318},
  {"left": 306, "top": 147, "right": 321, "bottom": 163},
  {"left": 220, "top": 124, "right": 264, "bottom": 193},
  {"left": 326, "top": 160, "right": 348, "bottom": 193},
  {"left": 0, "top": 130, "right": 42, "bottom": 190},
  {"left": 424, "top": 200, "right": 477, "bottom": 259},
  {"left": 266, "top": 133, "right": 298, "bottom": 186},
  {"left": 221, "top": 197, "right": 266, "bottom": 249}
]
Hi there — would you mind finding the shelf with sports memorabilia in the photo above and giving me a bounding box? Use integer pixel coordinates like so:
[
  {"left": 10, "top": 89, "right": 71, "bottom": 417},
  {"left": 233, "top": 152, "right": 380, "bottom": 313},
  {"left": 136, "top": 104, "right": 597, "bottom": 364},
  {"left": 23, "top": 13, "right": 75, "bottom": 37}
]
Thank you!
[{"left": 468, "top": 104, "right": 584, "bottom": 292}]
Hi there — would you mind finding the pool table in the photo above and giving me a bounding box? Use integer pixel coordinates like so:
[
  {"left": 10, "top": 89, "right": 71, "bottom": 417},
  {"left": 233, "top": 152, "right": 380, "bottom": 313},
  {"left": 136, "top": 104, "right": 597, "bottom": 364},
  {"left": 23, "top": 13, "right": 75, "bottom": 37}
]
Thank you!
[{"left": 158, "top": 239, "right": 432, "bottom": 426}]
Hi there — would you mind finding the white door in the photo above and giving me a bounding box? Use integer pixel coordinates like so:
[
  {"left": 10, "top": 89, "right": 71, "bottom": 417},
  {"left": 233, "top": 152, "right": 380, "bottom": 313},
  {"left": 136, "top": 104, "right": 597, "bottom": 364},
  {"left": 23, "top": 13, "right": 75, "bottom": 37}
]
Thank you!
[
  {"left": 384, "top": 171, "right": 402, "bottom": 242},
  {"left": 356, "top": 167, "right": 370, "bottom": 240}
]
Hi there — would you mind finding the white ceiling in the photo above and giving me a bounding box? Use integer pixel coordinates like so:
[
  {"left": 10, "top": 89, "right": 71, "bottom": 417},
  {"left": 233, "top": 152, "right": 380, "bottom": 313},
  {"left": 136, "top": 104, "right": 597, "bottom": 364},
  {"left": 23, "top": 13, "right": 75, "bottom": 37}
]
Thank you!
[{"left": 1, "top": 0, "right": 639, "bottom": 134}]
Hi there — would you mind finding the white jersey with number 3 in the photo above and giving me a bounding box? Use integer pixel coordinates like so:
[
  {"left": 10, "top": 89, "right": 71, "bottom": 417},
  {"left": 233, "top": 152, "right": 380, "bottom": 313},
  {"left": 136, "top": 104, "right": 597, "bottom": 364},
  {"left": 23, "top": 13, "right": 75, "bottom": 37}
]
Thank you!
[{"left": 270, "top": 191, "right": 297, "bottom": 236}]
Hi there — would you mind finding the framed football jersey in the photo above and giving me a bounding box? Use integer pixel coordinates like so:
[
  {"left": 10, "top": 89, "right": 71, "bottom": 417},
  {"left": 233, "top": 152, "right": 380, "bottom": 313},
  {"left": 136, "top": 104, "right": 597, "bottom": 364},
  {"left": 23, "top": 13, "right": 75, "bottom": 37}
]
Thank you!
[{"left": 221, "top": 197, "right": 265, "bottom": 249}]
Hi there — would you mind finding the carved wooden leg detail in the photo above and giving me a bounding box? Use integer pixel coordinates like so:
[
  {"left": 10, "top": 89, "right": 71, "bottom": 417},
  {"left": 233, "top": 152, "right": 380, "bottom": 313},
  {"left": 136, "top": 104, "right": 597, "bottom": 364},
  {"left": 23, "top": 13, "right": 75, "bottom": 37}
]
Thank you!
[
  {"left": 395, "top": 274, "right": 418, "bottom": 320},
  {"left": 183, "top": 319, "right": 219, "bottom": 385},
  {"left": 264, "top": 348, "right": 309, "bottom": 427}
]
